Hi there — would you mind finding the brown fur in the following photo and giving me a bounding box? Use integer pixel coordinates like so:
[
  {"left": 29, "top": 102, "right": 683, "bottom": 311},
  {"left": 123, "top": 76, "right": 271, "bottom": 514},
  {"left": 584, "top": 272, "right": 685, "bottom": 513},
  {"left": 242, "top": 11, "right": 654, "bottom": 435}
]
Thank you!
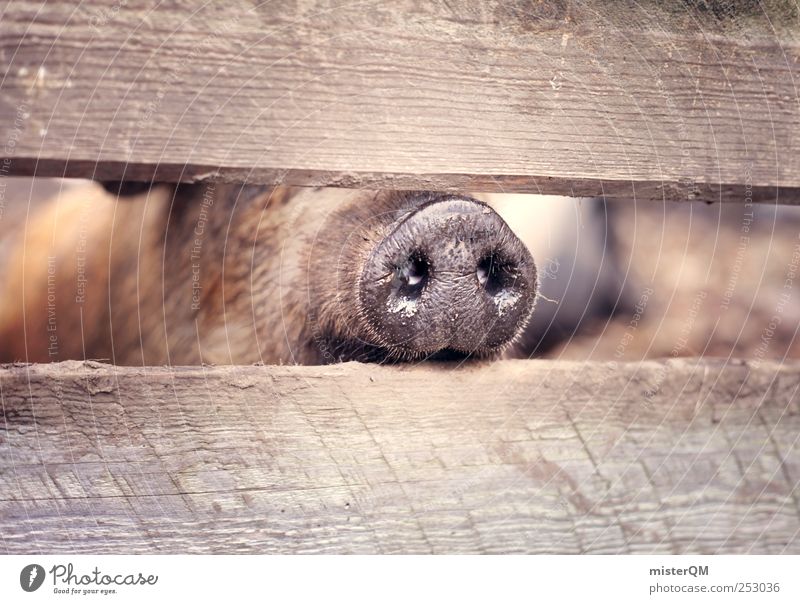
[{"left": 0, "top": 184, "right": 533, "bottom": 365}]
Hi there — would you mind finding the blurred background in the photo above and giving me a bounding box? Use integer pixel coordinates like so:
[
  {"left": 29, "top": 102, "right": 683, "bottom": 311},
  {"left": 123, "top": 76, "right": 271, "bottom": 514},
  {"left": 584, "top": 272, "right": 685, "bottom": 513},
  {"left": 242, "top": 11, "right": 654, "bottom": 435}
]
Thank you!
[
  {"left": 492, "top": 192, "right": 800, "bottom": 362},
  {"left": 1, "top": 176, "right": 799, "bottom": 363}
]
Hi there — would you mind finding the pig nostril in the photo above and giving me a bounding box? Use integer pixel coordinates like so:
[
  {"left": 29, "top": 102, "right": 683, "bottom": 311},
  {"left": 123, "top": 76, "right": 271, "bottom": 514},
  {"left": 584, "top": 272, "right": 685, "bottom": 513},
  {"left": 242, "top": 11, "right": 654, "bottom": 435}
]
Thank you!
[
  {"left": 477, "top": 252, "right": 518, "bottom": 296},
  {"left": 392, "top": 252, "right": 430, "bottom": 300}
]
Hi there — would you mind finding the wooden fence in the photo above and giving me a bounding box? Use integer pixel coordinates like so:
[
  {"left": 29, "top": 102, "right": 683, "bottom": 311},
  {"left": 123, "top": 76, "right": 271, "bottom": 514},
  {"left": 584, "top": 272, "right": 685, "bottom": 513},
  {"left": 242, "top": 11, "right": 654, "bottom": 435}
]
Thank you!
[
  {"left": 2, "top": 360, "right": 799, "bottom": 553},
  {"left": 1, "top": 1, "right": 799, "bottom": 553},
  {"left": 2, "top": 0, "right": 800, "bottom": 202}
]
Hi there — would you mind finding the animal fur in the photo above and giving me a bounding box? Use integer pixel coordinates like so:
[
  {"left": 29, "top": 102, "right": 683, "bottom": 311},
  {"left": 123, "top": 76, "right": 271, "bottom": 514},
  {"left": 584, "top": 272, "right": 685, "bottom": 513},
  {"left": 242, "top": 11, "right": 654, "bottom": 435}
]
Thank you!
[{"left": 0, "top": 183, "right": 537, "bottom": 365}]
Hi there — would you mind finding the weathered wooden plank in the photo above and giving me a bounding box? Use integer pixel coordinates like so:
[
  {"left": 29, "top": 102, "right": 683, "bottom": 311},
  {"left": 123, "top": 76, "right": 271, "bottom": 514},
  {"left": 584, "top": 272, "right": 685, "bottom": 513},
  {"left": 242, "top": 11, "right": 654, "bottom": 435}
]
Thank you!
[
  {"left": 1, "top": 359, "right": 798, "bottom": 554},
  {"left": 1, "top": 1, "right": 799, "bottom": 202}
]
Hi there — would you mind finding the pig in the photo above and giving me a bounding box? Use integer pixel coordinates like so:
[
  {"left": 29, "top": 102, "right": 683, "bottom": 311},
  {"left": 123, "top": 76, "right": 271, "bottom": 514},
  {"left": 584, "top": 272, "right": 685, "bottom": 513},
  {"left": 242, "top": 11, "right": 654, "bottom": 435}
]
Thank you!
[{"left": 0, "top": 183, "right": 540, "bottom": 365}]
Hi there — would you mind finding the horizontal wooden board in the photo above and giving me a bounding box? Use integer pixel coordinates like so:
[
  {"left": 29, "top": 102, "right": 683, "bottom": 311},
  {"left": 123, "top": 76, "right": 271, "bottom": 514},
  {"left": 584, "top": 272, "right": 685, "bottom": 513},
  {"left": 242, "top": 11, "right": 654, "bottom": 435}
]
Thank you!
[
  {"left": 1, "top": 359, "right": 799, "bottom": 554},
  {"left": 1, "top": 1, "right": 800, "bottom": 202}
]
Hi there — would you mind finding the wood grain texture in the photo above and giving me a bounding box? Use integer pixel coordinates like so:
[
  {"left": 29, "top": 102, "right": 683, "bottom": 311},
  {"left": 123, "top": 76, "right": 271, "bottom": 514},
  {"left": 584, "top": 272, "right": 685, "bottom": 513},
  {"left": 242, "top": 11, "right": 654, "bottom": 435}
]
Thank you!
[
  {"left": 1, "top": 1, "right": 800, "bottom": 202},
  {"left": 1, "top": 359, "right": 799, "bottom": 554}
]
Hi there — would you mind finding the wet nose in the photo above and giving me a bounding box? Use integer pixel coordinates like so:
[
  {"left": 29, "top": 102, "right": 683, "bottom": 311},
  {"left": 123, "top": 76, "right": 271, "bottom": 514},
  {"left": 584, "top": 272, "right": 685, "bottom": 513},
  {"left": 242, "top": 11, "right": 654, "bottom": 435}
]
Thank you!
[{"left": 358, "top": 197, "right": 537, "bottom": 357}]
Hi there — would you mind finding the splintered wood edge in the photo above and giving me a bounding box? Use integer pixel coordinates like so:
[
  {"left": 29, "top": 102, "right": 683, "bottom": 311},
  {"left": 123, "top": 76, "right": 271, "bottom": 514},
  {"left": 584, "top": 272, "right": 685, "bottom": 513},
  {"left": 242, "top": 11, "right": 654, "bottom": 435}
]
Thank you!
[{"left": 4, "top": 159, "right": 799, "bottom": 204}]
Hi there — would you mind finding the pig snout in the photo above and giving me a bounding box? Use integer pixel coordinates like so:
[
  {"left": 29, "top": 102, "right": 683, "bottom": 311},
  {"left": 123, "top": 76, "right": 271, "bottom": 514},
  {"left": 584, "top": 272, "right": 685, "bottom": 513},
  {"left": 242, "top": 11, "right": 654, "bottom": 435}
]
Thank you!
[{"left": 358, "top": 197, "right": 537, "bottom": 358}]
